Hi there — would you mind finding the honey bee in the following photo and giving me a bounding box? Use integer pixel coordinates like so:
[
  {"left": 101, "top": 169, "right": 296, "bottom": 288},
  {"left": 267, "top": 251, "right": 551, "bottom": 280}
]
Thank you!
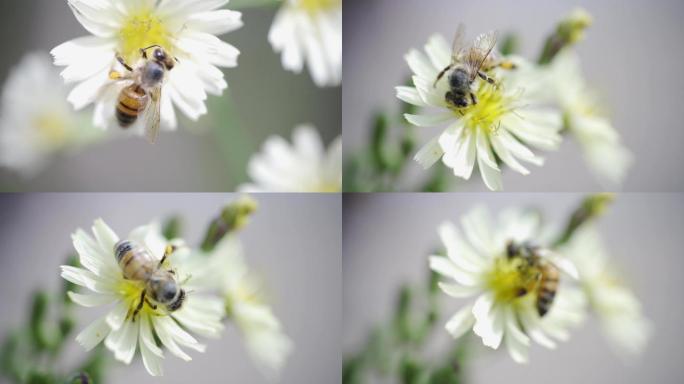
[
  {"left": 110, "top": 45, "right": 177, "bottom": 144},
  {"left": 114, "top": 240, "right": 185, "bottom": 319},
  {"left": 434, "top": 25, "right": 514, "bottom": 109},
  {"left": 506, "top": 240, "right": 560, "bottom": 317}
]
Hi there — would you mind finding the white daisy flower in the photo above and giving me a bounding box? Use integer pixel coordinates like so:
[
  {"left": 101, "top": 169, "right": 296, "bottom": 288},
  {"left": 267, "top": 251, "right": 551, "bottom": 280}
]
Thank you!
[
  {"left": 204, "top": 235, "right": 292, "bottom": 378},
  {"left": 269, "top": 0, "right": 342, "bottom": 87},
  {"left": 239, "top": 124, "right": 342, "bottom": 192},
  {"left": 430, "top": 206, "right": 586, "bottom": 363},
  {"left": 61, "top": 219, "right": 225, "bottom": 376},
  {"left": 545, "top": 48, "right": 632, "bottom": 185},
  {"left": 560, "top": 225, "right": 651, "bottom": 355},
  {"left": 51, "top": 0, "right": 243, "bottom": 136},
  {"left": 397, "top": 34, "right": 563, "bottom": 191},
  {"left": 0, "top": 52, "right": 103, "bottom": 176}
]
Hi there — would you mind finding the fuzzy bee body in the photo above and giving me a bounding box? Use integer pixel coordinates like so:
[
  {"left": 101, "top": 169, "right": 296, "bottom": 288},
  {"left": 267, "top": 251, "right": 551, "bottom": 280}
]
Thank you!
[
  {"left": 536, "top": 262, "right": 560, "bottom": 317},
  {"left": 114, "top": 240, "right": 185, "bottom": 316},
  {"left": 116, "top": 85, "right": 149, "bottom": 128},
  {"left": 111, "top": 46, "right": 176, "bottom": 143},
  {"left": 506, "top": 240, "right": 560, "bottom": 317}
]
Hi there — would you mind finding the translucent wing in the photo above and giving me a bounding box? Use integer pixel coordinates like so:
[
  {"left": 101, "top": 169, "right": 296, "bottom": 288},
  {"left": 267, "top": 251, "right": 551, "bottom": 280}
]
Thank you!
[
  {"left": 464, "top": 30, "right": 498, "bottom": 81},
  {"left": 450, "top": 23, "right": 467, "bottom": 64},
  {"left": 143, "top": 86, "right": 162, "bottom": 144}
]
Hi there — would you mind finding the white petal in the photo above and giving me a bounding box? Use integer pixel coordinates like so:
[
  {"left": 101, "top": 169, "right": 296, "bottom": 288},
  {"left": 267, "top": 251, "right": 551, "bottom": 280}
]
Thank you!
[
  {"left": 477, "top": 149, "right": 503, "bottom": 191},
  {"left": 472, "top": 293, "right": 504, "bottom": 349},
  {"left": 75, "top": 317, "right": 110, "bottom": 351},
  {"left": 504, "top": 307, "right": 530, "bottom": 363},
  {"left": 441, "top": 127, "right": 476, "bottom": 180},
  {"left": 68, "top": 291, "right": 117, "bottom": 307},
  {"left": 106, "top": 300, "right": 129, "bottom": 331},
  {"left": 438, "top": 282, "right": 480, "bottom": 298},
  {"left": 429, "top": 256, "right": 478, "bottom": 286},
  {"left": 186, "top": 10, "right": 243, "bottom": 35},
  {"left": 413, "top": 136, "right": 444, "bottom": 169},
  {"left": 396, "top": 86, "right": 428, "bottom": 107},
  {"left": 404, "top": 112, "right": 453, "bottom": 127},
  {"left": 405, "top": 49, "right": 435, "bottom": 80},
  {"left": 445, "top": 304, "right": 476, "bottom": 339}
]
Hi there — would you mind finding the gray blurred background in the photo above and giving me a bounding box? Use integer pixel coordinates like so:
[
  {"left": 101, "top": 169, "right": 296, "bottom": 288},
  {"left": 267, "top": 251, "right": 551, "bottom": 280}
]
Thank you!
[
  {"left": 343, "top": 0, "right": 684, "bottom": 191},
  {"left": 344, "top": 193, "right": 684, "bottom": 383},
  {"left": 0, "top": 194, "right": 341, "bottom": 383},
  {"left": 0, "top": 0, "right": 341, "bottom": 191}
]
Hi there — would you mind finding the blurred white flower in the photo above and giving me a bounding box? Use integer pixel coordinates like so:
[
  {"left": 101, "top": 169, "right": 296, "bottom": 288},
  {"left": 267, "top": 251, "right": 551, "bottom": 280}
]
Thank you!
[
  {"left": 51, "top": 0, "right": 242, "bottom": 136},
  {"left": 546, "top": 49, "right": 632, "bottom": 185},
  {"left": 239, "top": 125, "right": 342, "bottom": 192},
  {"left": 560, "top": 225, "right": 651, "bottom": 355},
  {"left": 430, "top": 206, "right": 586, "bottom": 363},
  {"left": 397, "top": 34, "right": 563, "bottom": 191},
  {"left": 205, "top": 236, "right": 292, "bottom": 378},
  {"left": 269, "top": 0, "right": 341, "bottom": 87},
  {"left": 0, "top": 52, "right": 102, "bottom": 176},
  {"left": 61, "top": 219, "right": 225, "bottom": 376}
]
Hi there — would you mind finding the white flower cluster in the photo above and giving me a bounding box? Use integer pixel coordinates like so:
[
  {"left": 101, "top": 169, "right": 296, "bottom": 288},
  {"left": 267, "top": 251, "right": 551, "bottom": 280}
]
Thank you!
[
  {"left": 61, "top": 218, "right": 291, "bottom": 377},
  {"left": 430, "top": 206, "right": 649, "bottom": 363}
]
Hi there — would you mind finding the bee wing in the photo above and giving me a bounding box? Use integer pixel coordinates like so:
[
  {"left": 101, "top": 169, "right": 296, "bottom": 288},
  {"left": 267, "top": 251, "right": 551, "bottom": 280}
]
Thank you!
[
  {"left": 537, "top": 249, "right": 579, "bottom": 279},
  {"left": 464, "top": 30, "right": 498, "bottom": 81},
  {"left": 143, "top": 86, "right": 162, "bottom": 144},
  {"left": 450, "top": 23, "right": 467, "bottom": 63}
]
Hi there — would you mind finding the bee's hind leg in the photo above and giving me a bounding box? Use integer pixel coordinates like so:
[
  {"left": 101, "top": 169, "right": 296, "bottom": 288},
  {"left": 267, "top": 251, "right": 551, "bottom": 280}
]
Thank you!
[
  {"left": 144, "top": 297, "right": 158, "bottom": 311},
  {"left": 477, "top": 71, "right": 497, "bottom": 86},
  {"left": 115, "top": 53, "right": 133, "bottom": 72},
  {"left": 158, "top": 244, "right": 178, "bottom": 268},
  {"left": 470, "top": 92, "right": 478, "bottom": 105},
  {"left": 131, "top": 290, "right": 146, "bottom": 321},
  {"left": 434, "top": 64, "right": 453, "bottom": 87}
]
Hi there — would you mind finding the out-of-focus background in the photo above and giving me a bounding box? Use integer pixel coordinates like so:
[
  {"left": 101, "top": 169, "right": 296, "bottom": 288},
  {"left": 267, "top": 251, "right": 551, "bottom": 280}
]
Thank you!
[
  {"left": 0, "top": 194, "right": 341, "bottom": 383},
  {"left": 0, "top": 0, "right": 341, "bottom": 191},
  {"left": 343, "top": 193, "right": 684, "bottom": 383},
  {"left": 343, "top": 0, "right": 684, "bottom": 191}
]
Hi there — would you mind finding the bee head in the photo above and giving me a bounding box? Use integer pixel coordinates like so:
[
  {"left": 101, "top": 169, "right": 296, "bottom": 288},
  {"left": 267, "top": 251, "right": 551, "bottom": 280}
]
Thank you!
[
  {"left": 152, "top": 47, "right": 176, "bottom": 71},
  {"left": 166, "top": 289, "right": 186, "bottom": 312}
]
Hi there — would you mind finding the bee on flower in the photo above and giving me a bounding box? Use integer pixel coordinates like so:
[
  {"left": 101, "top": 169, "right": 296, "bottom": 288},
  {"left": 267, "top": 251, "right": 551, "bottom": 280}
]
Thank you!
[
  {"left": 60, "top": 219, "right": 225, "bottom": 376},
  {"left": 397, "top": 29, "right": 563, "bottom": 191},
  {"left": 51, "top": 0, "right": 243, "bottom": 142},
  {"left": 429, "top": 206, "right": 586, "bottom": 363}
]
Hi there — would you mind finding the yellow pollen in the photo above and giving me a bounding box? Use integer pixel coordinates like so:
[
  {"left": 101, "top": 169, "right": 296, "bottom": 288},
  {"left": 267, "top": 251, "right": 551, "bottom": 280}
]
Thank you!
[
  {"left": 486, "top": 256, "right": 540, "bottom": 303},
  {"left": 119, "top": 9, "right": 172, "bottom": 63},
  {"left": 297, "top": 0, "right": 340, "bottom": 14},
  {"left": 33, "top": 112, "right": 69, "bottom": 148},
  {"left": 117, "top": 279, "right": 163, "bottom": 317},
  {"left": 453, "top": 82, "right": 515, "bottom": 135}
]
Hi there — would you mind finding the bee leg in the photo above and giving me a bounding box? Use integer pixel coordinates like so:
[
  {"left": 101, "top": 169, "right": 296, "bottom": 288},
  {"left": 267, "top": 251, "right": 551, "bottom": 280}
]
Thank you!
[
  {"left": 516, "top": 287, "right": 528, "bottom": 297},
  {"left": 477, "top": 71, "right": 497, "bottom": 86},
  {"left": 434, "top": 64, "right": 453, "bottom": 87},
  {"left": 144, "top": 297, "right": 158, "bottom": 310},
  {"left": 470, "top": 92, "right": 478, "bottom": 105},
  {"left": 131, "top": 290, "right": 146, "bottom": 322},
  {"left": 115, "top": 53, "right": 133, "bottom": 72}
]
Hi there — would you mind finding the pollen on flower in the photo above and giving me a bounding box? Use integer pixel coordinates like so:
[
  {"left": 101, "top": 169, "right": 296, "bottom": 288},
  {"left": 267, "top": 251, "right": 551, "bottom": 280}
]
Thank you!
[
  {"left": 486, "top": 256, "right": 539, "bottom": 303},
  {"left": 117, "top": 278, "right": 162, "bottom": 317},
  {"left": 119, "top": 10, "right": 172, "bottom": 63},
  {"left": 299, "top": 0, "right": 341, "bottom": 13},
  {"left": 454, "top": 82, "right": 516, "bottom": 135}
]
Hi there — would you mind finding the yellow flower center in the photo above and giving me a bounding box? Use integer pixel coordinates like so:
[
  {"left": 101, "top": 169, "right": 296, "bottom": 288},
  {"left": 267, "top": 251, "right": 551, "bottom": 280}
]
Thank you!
[
  {"left": 33, "top": 111, "right": 69, "bottom": 148},
  {"left": 486, "top": 256, "right": 540, "bottom": 303},
  {"left": 119, "top": 9, "right": 172, "bottom": 64},
  {"left": 453, "top": 82, "right": 516, "bottom": 135},
  {"left": 117, "top": 278, "right": 165, "bottom": 317},
  {"left": 297, "top": 0, "right": 340, "bottom": 14}
]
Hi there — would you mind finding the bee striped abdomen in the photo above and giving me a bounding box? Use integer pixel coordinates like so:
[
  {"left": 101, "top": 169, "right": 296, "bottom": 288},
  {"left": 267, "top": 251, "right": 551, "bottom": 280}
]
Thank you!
[
  {"left": 536, "top": 263, "right": 560, "bottom": 317},
  {"left": 114, "top": 240, "right": 155, "bottom": 281},
  {"left": 116, "top": 85, "right": 148, "bottom": 128}
]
